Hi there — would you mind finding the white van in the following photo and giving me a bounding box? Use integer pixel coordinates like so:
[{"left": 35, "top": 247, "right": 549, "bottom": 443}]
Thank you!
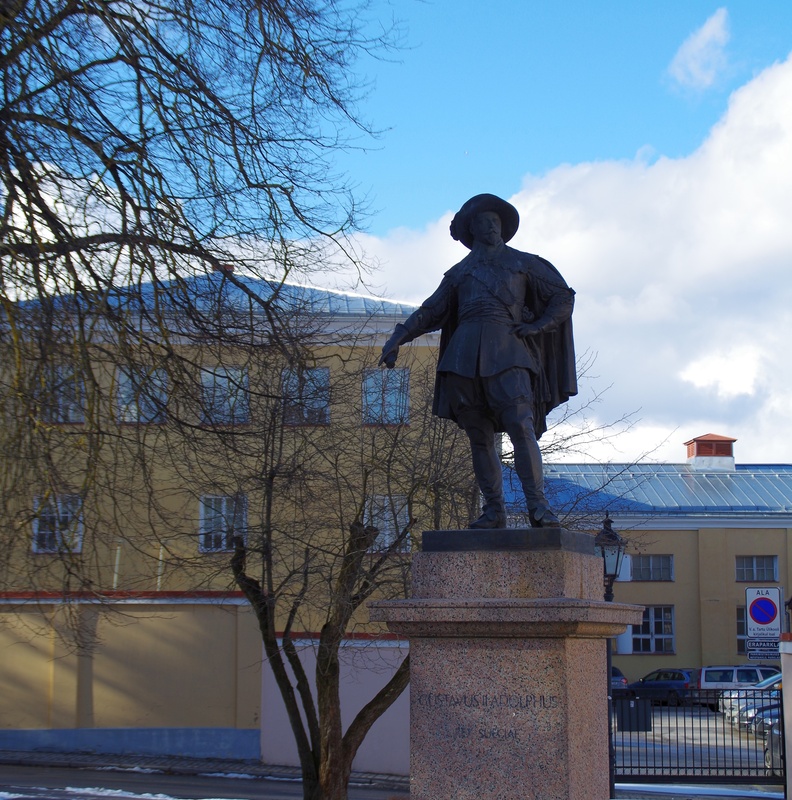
[{"left": 695, "top": 664, "right": 780, "bottom": 709}]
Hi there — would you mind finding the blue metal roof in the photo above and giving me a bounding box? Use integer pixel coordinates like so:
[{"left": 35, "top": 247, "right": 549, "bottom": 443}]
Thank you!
[
  {"left": 13, "top": 272, "right": 415, "bottom": 320},
  {"left": 504, "top": 462, "right": 792, "bottom": 518},
  {"left": 111, "top": 273, "right": 416, "bottom": 318}
]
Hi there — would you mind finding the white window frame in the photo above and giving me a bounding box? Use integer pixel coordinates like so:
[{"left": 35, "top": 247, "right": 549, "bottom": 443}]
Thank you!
[
  {"left": 737, "top": 606, "right": 747, "bottom": 655},
  {"left": 282, "top": 366, "right": 330, "bottom": 425},
  {"left": 365, "top": 494, "right": 410, "bottom": 552},
  {"left": 633, "top": 605, "right": 675, "bottom": 654},
  {"left": 32, "top": 495, "right": 84, "bottom": 553},
  {"left": 41, "top": 365, "right": 84, "bottom": 423},
  {"left": 116, "top": 366, "right": 167, "bottom": 424},
  {"left": 362, "top": 368, "right": 409, "bottom": 425},
  {"left": 631, "top": 554, "right": 674, "bottom": 582},
  {"left": 199, "top": 494, "right": 247, "bottom": 553},
  {"left": 201, "top": 366, "right": 249, "bottom": 425},
  {"left": 735, "top": 555, "right": 778, "bottom": 582}
]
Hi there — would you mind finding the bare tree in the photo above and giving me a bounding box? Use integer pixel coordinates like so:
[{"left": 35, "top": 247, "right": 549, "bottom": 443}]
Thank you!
[
  {"left": 0, "top": 0, "right": 395, "bottom": 326},
  {"left": 223, "top": 341, "right": 474, "bottom": 800},
  {"left": 0, "top": 0, "right": 398, "bottom": 602},
  {"left": 0, "top": 14, "right": 422, "bottom": 789}
]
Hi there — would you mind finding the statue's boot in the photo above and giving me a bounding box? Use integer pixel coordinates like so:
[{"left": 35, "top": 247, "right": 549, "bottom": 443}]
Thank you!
[
  {"left": 502, "top": 405, "right": 561, "bottom": 528},
  {"left": 463, "top": 421, "right": 507, "bottom": 530}
]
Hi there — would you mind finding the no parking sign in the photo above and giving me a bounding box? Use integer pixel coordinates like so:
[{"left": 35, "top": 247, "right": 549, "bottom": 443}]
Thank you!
[{"left": 745, "top": 586, "right": 782, "bottom": 639}]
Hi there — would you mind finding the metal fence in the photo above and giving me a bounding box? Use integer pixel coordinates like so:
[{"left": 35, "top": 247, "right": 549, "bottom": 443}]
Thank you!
[{"left": 611, "top": 687, "right": 785, "bottom": 790}]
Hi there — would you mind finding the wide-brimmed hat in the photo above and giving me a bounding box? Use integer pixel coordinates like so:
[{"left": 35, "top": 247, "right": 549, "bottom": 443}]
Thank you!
[{"left": 449, "top": 193, "right": 520, "bottom": 248}]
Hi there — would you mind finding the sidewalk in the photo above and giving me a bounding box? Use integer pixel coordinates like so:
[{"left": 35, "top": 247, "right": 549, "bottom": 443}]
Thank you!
[{"left": 0, "top": 748, "right": 784, "bottom": 800}]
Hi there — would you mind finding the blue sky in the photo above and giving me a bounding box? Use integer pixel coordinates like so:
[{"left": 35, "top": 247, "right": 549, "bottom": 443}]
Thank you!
[
  {"left": 322, "top": 3, "right": 792, "bottom": 465},
  {"left": 343, "top": 1, "right": 792, "bottom": 235}
]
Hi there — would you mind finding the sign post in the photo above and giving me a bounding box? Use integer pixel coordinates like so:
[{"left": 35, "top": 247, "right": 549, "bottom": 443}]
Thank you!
[{"left": 745, "top": 587, "right": 782, "bottom": 660}]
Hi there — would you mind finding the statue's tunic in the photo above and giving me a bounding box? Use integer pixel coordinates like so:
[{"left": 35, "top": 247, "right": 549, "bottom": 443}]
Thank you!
[{"left": 398, "top": 242, "right": 577, "bottom": 438}]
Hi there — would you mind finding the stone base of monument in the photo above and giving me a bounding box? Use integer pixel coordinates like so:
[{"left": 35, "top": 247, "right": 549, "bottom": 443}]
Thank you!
[{"left": 369, "top": 528, "right": 644, "bottom": 800}]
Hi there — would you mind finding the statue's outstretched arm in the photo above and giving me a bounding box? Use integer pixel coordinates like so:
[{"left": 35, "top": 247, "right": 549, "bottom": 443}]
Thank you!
[{"left": 378, "top": 278, "right": 452, "bottom": 367}]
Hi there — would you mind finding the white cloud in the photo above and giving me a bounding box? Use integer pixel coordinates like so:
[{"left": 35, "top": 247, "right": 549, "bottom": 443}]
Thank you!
[
  {"left": 679, "top": 346, "right": 763, "bottom": 399},
  {"left": 668, "top": 8, "right": 730, "bottom": 90},
  {"left": 329, "top": 53, "right": 792, "bottom": 465}
]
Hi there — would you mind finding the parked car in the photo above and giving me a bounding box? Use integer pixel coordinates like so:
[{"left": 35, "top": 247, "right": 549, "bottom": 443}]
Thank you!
[
  {"left": 721, "top": 673, "right": 782, "bottom": 721},
  {"left": 627, "top": 668, "right": 698, "bottom": 705},
  {"left": 734, "top": 691, "right": 781, "bottom": 732},
  {"left": 752, "top": 706, "right": 781, "bottom": 738},
  {"left": 765, "top": 718, "right": 784, "bottom": 775},
  {"left": 694, "top": 664, "right": 780, "bottom": 710},
  {"left": 611, "top": 666, "right": 628, "bottom": 690}
]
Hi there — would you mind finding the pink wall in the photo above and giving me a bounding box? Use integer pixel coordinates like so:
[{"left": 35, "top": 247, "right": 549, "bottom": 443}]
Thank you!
[{"left": 260, "top": 640, "right": 410, "bottom": 775}]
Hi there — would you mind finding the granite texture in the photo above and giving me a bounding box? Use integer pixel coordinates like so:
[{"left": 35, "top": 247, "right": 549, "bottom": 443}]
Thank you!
[
  {"left": 367, "top": 529, "right": 645, "bottom": 800},
  {"left": 368, "top": 597, "right": 643, "bottom": 640},
  {"left": 406, "top": 636, "right": 608, "bottom": 800},
  {"left": 411, "top": 548, "right": 604, "bottom": 601},
  {"left": 421, "top": 527, "right": 594, "bottom": 554}
]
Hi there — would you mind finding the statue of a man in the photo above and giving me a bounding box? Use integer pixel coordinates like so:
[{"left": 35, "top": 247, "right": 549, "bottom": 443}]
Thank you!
[{"left": 379, "top": 193, "right": 577, "bottom": 529}]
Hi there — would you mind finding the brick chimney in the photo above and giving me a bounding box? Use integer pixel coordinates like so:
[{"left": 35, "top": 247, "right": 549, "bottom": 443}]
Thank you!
[{"left": 684, "top": 433, "right": 736, "bottom": 471}]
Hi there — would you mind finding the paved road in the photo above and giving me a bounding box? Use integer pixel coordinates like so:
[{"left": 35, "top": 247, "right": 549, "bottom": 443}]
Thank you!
[
  {"left": 0, "top": 757, "right": 782, "bottom": 800},
  {"left": 0, "top": 751, "right": 784, "bottom": 800},
  {"left": 0, "top": 765, "right": 410, "bottom": 800}
]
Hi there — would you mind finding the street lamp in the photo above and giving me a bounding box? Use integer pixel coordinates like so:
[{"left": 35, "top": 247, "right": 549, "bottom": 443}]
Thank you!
[
  {"left": 595, "top": 513, "right": 627, "bottom": 602},
  {"left": 596, "top": 513, "right": 626, "bottom": 800}
]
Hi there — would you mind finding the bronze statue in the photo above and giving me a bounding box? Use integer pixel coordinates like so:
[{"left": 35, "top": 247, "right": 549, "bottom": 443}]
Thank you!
[{"left": 379, "top": 194, "right": 577, "bottom": 529}]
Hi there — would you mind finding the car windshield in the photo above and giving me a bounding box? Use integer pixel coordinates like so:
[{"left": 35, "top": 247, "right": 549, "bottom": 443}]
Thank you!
[{"left": 753, "top": 673, "right": 782, "bottom": 689}]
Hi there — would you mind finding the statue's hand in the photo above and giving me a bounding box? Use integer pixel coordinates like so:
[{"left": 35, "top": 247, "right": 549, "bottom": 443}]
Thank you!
[
  {"left": 512, "top": 322, "right": 542, "bottom": 338},
  {"left": 379, "top": 325, "right": 408, "bottom": 368},
  {"left": 378, "top": 344, "right": 399, "bottom": 368}
]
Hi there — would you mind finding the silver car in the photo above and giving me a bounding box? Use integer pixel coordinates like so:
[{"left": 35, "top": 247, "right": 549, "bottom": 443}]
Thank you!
[{"left": 721, "top": 673, "right": 782, "bottom": 722}]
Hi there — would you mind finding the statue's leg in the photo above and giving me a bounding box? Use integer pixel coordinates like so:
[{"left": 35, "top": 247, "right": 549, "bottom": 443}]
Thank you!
[
  {"left": 457, "top": 411, "right": 507, "bottom": 529},
  {"left": 500, "top": 404, "right": 560, "bottom": 528},
  {"left": 445, "top": 373, "right": 506, "bottom": 529}
]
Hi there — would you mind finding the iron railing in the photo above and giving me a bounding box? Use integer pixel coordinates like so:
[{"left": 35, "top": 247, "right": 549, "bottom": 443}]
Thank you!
[{"left": 611, "top": 686, "right": 785, "bottom": 791}]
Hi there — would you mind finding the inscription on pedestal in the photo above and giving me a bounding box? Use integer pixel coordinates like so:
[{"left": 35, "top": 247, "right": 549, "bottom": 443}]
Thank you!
[
  {"left": 417, "top": 692, "right": 560, "bottom": 711},
  {"left": 415, "top": 690, "right": 562, "bottom": 748}
]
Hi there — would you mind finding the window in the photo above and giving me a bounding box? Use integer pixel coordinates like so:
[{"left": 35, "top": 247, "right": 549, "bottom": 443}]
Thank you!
[
  {"left": 632, "top": 554, "right": 673, "bottom": 581},
  {"left": 735, "top": 555, "right": 778, "bottom": 582},
  {"left": 365, "top": 495, "right": 410, "bottom": 551},
  {"left": 362, "top": 368, "right": 409, "bottom": 425},
  {"left": 760, "top": 667, "right": 781, "bottom": 680},
  {"left": 282, "top": 367, "right": 330, "bottom": 425},
  {"left": 32, "top": 495, "right": 83, "bottom": 553},
  {"left": 633, "top": 606, "right": 675, "bottom": 654},
  {"left": 737, "top": 606, "right": 747, "bottom": 655},
  {"left": 736, "top": 668, "right": 760, "bottom": 684},
  {"left": 40, "top": 365, "right": 84, "bottom": 423},
  {"left": 116, "top": 367, "right": 167, "bottom": 423},
  {"left": 201, "top": 366, "right": 249, "bottom": 424},
  {"left": 199, "top": 494, "right": 247, "bottom": 552}
]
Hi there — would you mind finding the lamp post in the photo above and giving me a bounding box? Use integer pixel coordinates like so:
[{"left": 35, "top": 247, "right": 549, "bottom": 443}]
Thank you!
[
  {"left": 595, "top": 514, "right": 627, "bottom": 799},
  {"left": 596, "top": 513, "right": 626, "bottom": 602}
]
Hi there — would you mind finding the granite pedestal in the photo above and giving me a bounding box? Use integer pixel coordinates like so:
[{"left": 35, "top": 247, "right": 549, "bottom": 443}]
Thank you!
[{"left": 369, "top": 528, "right": 643, "bottom": 800}]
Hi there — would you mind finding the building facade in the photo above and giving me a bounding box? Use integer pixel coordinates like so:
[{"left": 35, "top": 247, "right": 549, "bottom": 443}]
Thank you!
[
  {"left": 520, "top": 433, "right": 792, "bottom": 683},
  {"left": 3, "top": 270, "right": 791, "bottom": 773},
  {"left": 0, "top": 273, "right": 473, "bottom": 769}
]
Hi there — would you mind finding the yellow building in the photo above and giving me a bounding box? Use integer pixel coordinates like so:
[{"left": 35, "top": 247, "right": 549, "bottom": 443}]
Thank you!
[{"left": 0, "top": 272, "right": 473, "bottom": 766}]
